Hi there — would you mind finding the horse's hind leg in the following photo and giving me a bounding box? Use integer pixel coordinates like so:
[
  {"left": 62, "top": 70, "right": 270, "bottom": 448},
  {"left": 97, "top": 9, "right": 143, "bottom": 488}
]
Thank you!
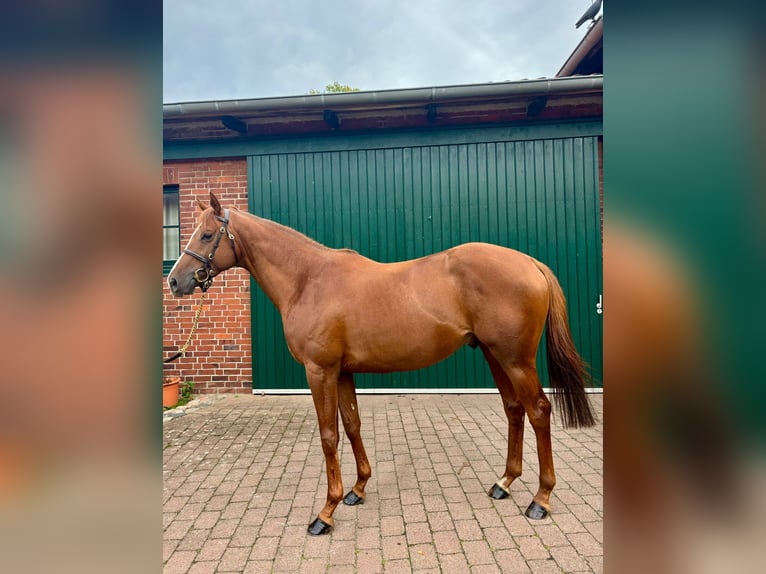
[
  {"left": 505, "top": 360, "right": 556, "bottom": 520},
  {"left": 481, "top": 345, "right": 525, "bottom": 500},
  {"left": 338, "top": 372, "right": 372, "bottom": 505}
]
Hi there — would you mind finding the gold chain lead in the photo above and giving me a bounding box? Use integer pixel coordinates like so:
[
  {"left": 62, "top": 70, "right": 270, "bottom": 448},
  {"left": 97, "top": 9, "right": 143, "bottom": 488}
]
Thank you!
[{"left": 177, "top": 291, "right": 207, "bottom": 357}]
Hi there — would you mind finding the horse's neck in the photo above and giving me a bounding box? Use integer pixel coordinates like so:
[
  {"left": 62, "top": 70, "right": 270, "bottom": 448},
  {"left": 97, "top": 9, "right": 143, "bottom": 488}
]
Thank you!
[{"left": 235, "top": 213, "right": 327, "bottom": 310}]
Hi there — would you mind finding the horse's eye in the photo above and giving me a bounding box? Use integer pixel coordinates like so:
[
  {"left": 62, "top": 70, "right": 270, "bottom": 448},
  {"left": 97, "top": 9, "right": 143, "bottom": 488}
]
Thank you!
[{"left": 201, "top": 232, "right": 213, "bottom": 241}]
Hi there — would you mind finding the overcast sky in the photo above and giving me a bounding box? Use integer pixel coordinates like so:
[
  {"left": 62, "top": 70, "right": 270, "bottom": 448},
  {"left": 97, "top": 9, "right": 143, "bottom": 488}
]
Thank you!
[{"left": 163, "top": 0, "right": 601, "bottom": 103}]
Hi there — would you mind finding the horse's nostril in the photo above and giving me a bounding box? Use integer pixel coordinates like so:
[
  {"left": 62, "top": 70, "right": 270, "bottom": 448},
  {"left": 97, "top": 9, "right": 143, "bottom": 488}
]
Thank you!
[{"left": 169, "top": 277, "right": 177, "bottom": 291}]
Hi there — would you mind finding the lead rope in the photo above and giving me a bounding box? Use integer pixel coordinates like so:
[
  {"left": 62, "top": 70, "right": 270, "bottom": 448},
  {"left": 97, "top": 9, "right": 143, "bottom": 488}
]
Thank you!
[{"left": 164, "top": 291, "right": 207, "bottom": 363}]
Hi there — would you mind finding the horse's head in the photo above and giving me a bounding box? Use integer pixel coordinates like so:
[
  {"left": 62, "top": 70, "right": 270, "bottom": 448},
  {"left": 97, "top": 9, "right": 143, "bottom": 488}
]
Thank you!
[{"left": 167, "top": 192, "right": 239, "bottom": 297}]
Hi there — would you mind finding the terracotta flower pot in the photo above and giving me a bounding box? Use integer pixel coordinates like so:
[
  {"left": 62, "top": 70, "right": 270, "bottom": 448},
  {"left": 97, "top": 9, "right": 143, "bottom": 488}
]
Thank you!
[{"left": 163, "top": 377, "right": 181, "bottom": 407}]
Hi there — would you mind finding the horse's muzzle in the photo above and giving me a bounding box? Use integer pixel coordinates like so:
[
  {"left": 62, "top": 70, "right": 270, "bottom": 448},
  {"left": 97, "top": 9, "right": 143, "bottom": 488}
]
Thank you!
[{"left": 168, "top": 274, "right": 200, "bottom": 297}]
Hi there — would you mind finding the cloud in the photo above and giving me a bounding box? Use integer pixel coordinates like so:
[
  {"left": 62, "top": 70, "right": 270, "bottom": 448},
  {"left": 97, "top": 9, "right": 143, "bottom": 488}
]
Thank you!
[{"left": 163, "top": 0, "right": 588, "bottom": 102}]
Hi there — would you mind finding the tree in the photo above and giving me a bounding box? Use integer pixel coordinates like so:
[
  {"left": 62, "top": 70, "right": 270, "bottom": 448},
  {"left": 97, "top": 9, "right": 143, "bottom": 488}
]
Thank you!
[{"left": 308, "top": 81, "right": 361, "bottom": 95}]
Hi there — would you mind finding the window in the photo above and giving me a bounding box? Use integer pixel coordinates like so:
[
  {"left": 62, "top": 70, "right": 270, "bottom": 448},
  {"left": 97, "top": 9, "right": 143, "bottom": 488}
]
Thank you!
[{"left": 163, "top": 185, "right": 180, "bottom": 274}]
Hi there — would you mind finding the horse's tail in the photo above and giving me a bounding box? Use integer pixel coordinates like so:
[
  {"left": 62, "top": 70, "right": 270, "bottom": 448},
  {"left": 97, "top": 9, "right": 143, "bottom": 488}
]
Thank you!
[{"left": 535, "top": 261, "right": 596, "bottom": 429}]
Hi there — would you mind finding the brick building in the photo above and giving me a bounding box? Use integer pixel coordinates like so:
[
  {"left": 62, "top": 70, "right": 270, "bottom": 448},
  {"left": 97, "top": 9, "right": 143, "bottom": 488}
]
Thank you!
[
  {"left": 163, "top": 160, "right": 252, "bottom": 393},
  {"left": 163, "top": 19, "right": 603, "bottom": 395},
  {"left": 162, "top": 75, "right": 603, "bottom": 395}
]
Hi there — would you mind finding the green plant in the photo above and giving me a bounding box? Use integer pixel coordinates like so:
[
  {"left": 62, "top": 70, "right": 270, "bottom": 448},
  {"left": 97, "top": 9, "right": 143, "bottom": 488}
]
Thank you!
[
  {"left": 308, "top": 81, "right": 361, "bottom": 94},
  {"left": 180, "top": 381, "right": 194, "bottom": 402}
]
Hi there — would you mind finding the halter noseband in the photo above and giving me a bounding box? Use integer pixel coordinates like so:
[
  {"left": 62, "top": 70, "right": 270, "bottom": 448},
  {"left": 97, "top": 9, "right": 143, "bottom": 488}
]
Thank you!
[{"left": 183, "top": 208, "right": 238, "bottom": 292}]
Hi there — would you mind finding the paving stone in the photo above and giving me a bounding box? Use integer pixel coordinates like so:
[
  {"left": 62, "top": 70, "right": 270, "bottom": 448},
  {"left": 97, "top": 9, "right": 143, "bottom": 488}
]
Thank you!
[
  {"left": 516, "top": 536, "right": 551, "bottom": 561},
  {"left": 527, "top": 557, "right": 563, "bottom": 573},
  {"left": 243, "top": 559, "right": 274, "bottom": 573},
  {"left": 272, "top": 544, "right": 304, "bottom": 571},
  {"left": 210, "top": 517, "right": 239, "bottom": 538},
  {"left": 186, "top": 561, "right": 217, "bottom": 574},
  {"left": 354, "top": 525, "right": 379, "bottom": 549},
  {"left": 177, "top": 528, "right": 211, "bottom": 551},
  {"left": 550, "top": 544, "right": 590, "bottom": 572},
  {"left": 433, "top": 529, "right": 462, "bottom": 554},
  {"left": 302, "top": 533, "right": 331, "bottom": 558},
  {"left": 406, "top": 521, "right": 433, "bottom": 545},
  {"left": 584, "top": 519, "right": 603, "bottom": 544},
  {"left": 438, "top": 552, "right": 472, "bottom": 573},
  {"left": 455, "top": 519, "right": 484, "bottom": 541},
  {"left": 163, "top": 550, "right": 196, "bottom": 574},
  {"left": 427, "top": 510, "right": 455, "bottom": 531},
  {"left": 163, "top": 394, "right": 602, "bottom": 573},
  {"left": 402, "top": 502, "right": 427, "bottom": 523},
  {"left": 409, "top": 543, "right": 439, "bottom": 570},
  {"left": 195, "top": 537, "right": 228, "bottom": 561},
  {"left": 586, "top": 555, "right": 604, "bottom": 574},
  {"left": 552, "top": 512, "right": 587, "bottom": 534},
  {"left": 384, "top": 558, "right": 414, "bottom": 573},
  {"left": 241, "top": 507, "right": 268, "bottom": 526},
  {"left": 164, "top": 495, "right": 189, "bottom": 513},
  {"left": 218, "top": 545, "right": 251, "bottom": 572},
  {"left": 565, "top": 532, "right": 602, "bottom": 556},
  {"left": 221, "top": 500, "right": 248, "bottom": 519},
  {"left": 164, "top": 519, "right": 193, "bottom": 540},
  {"left": 447, "top": 501, "right": 476, "bottom": 520},
  {"left": 381, "top": 514, "right": 405, "bottom": 536},
  {"left": 462, "top": 539, "right": 496, "bottom": 566},
  {"left": 382, "top": 534, "right": 409, "bottom": 561},
  {"left": 229, "top": 524, "right": 259, "bottom": 547},
  {"left": 357, "top": 549, "right": 384, "bottom": 574},
  {"left": 258, "top": 519, "right": 288, "bottom": 537},
  {"left": 496, "top": 548, "right": 532, "bottom": 573},
  {"left": 162, "top": 538, "right": 179, "bottom": 562},
  {"left": 483, "top": 526, "right": 516, "bottom": 550}
]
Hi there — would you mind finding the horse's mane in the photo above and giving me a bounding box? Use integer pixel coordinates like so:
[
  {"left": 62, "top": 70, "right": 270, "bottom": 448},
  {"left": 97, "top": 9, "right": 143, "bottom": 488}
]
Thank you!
[{"left": 236, "top": 208, "right": 357, "bottom": 255}]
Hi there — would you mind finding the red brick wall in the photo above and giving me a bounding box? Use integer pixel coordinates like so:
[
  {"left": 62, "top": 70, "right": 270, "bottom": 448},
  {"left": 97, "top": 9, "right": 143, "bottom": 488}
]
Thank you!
[{"left": 163, "top": 159, "right": 252, "bottom": 394}]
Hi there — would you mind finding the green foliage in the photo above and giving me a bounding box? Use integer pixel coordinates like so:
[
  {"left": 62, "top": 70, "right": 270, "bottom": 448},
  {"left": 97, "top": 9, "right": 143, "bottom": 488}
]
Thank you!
[
  {"left": 308, "top": 81, "right": 361, "bottom": 95},
  {"left": 180, "top": 380, "right": 194, "bottom": 402}
]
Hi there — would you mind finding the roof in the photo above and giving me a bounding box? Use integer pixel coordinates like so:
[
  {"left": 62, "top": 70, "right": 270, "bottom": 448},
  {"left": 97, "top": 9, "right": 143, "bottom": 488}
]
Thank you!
[
  {"left": 163, "top": 76, "right": 602, "bottom": 143},
  {"left": 557, "top": 17, "right": 603, "bottom": 77}
]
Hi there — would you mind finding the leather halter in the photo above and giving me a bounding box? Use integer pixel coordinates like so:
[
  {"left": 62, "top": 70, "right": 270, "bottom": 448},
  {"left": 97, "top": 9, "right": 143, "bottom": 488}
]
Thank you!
[{"left": 183, "top": 208, "right": 238, "bottom": 292}]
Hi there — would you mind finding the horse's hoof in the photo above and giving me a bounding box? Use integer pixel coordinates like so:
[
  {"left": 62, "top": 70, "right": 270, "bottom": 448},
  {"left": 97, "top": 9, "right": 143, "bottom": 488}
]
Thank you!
[
  {"left": 525, "top": 501, "right": 550, "bottom": 520},
  {"left": 343, "top": 490, "right": 364, "bottom": 506},
  {"left": 488, "top": 483, "right": 510, "bottom": 500},
  {"left": 307, "top": 517, "right": 333, "bottom": 536}
]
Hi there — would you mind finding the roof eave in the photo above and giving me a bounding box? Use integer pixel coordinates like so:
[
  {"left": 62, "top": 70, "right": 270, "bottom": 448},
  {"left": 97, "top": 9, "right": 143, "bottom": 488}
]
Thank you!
[
  {"left": 557, "top": 17, "right": 603, "bottom": 77},
  {"left": 163, "top": 76, "right": 603, "bottom": 120}
]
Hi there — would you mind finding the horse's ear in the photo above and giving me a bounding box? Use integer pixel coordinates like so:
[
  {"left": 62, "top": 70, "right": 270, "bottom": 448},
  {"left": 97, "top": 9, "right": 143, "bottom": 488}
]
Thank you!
[
  {"left": 209, "top": 192, "right": 222, "bottom": 216},
  {"left": 195, "top": 199, "right": 207, "bottom": 212}
]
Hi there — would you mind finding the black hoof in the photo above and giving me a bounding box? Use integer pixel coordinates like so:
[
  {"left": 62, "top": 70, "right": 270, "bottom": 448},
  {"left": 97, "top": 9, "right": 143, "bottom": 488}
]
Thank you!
[
  {"left": 488, "top": 483, "right": 510, "bottom": 500},
  {"left": 525, "top": 501, "right": 550, "bottom": 520},
  {"left": 343, "top": 490, "right": 364, "bottom": 506},
  {"left": 307, "top": 517, "right": 333, "bottom": 536}
]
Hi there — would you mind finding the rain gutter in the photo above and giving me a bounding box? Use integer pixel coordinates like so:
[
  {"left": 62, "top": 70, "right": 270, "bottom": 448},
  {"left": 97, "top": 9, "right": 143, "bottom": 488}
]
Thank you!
[{"left": 163, "top": 75, "right": 603, "bottom": 119}]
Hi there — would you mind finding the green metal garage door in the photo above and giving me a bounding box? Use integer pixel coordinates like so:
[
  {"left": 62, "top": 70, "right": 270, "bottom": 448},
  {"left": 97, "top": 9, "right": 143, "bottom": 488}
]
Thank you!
[{"left": 248, "top": 122, "right": 602, "bottom": 391}]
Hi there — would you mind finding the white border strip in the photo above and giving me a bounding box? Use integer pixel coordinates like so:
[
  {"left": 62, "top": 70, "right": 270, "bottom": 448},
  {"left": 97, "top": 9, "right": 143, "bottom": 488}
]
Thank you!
[{"left": 252, "top": 387, "right": 603, "bottom": 395}]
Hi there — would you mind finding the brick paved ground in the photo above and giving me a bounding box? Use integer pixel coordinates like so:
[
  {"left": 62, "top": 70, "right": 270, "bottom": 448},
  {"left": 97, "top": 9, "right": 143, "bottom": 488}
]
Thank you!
[{"left": 163, "top": 393, "right": 602, "bottom": 573}]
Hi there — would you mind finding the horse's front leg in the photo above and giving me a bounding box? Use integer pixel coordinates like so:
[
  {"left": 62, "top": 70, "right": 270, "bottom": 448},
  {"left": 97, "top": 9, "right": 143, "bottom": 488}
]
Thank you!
[{"left": 305, "top": 362, "right": 343, "bottom": 535}]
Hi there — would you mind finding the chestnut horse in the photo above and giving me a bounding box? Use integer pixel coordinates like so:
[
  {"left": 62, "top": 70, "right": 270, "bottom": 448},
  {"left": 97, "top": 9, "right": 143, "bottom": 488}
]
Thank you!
[{"left": 168, "top": 192, "right": 595, "bottom": 535}]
